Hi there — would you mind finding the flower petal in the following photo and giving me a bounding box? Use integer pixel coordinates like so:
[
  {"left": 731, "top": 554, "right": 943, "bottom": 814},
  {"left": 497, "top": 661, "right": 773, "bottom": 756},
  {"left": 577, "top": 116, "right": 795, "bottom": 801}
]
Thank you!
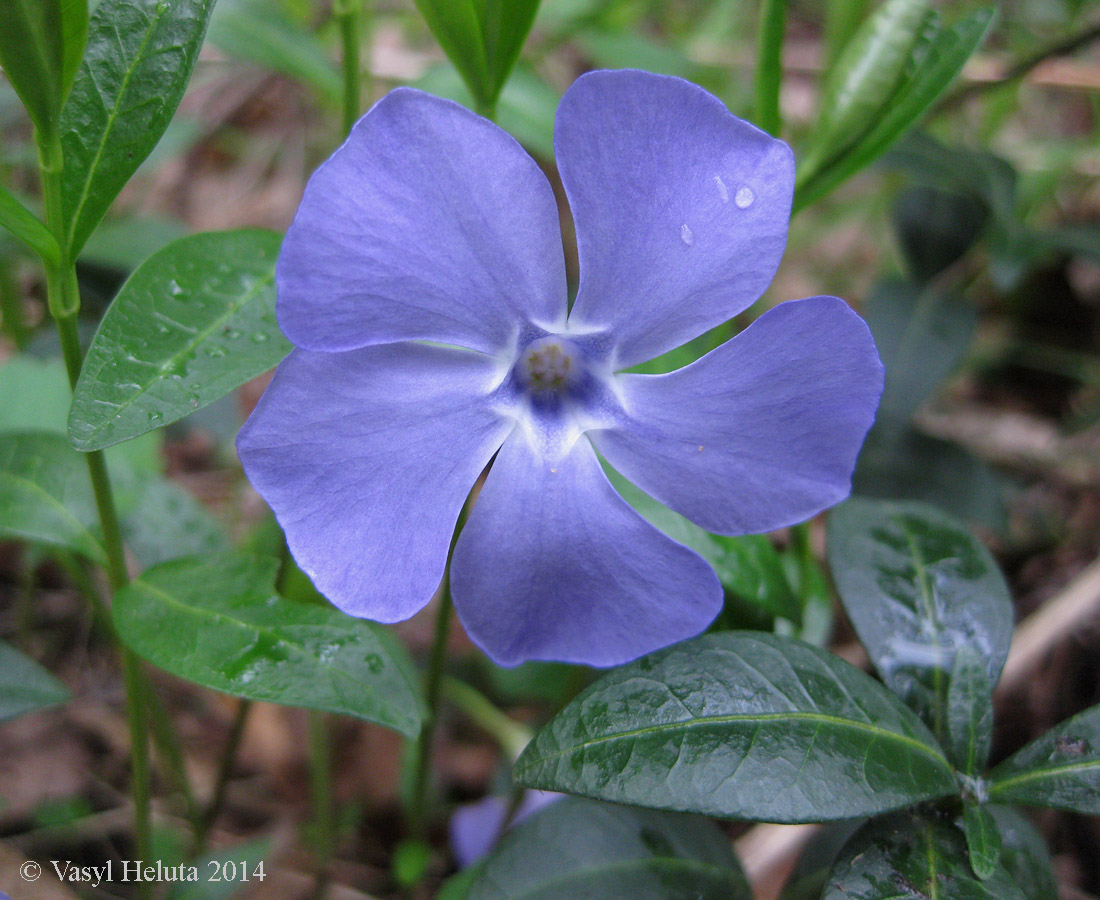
[
  {"left": 556, "top": 69, "right": 795, "bottom": 368},
  {"left": 237, "top": 344, "right": 513, "bottom": 622},
  {"left": 451, "top": 433, "right": 722, "bottom": 667},
  {"left": 592, "top": 297, "right": 884, "bottom": 535},
  {"left": 450, "top": 791, "right": 560, "bottom": 868},
  {"left": 278, "top": 88, "right": 568, "bottom": 354}
]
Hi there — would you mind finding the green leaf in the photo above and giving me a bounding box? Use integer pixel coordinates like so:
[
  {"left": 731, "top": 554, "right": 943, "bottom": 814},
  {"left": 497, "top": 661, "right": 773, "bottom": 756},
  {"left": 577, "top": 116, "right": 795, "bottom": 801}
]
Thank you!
[
  {"left": 960, "top": 803, "right": 1001, "bottom": 881},
  {"left": 113, "top": 552, "right": 426, "bottom": 736},
  {"left": 0, "top": 0, "right": 87, "bottom": 141},
  {"left": 823, "top": 812, "right": 1026, "bottom": 900},
  {"left": 988, "top": 703, "right": 1100, "bottom": 813},
  {"left": 79, "top": 215, "right": 189, "bottom": 270},
  {"left": 0, "top": 640, "right": 70, "bottom": 721},
  {"left": 0, "top": 184, "right": 60, "bottom": 266},
  {"left": 987, "top": 807, "right": 1058, "bottom": 900},
  {"left": 946, "top": 646, "right": 994, "bottom": 775},
  {"left": 60, "top": 0, "right": 217, "bottom": 256},
  {"left": 207, "top": 0, "right": 340, "bottom": 105},
  {"left": 119, "top": 475, "right": 228, "bottom": 567},
  {"left": 605, "top": 468, "right": 800, "bottom": 621},
  {"left": 827, "top": 497, "right": 1012, "bottom": 750},
  {"left": 853, "top": 427, "right": 1005, "bottom": 532},
  {"left": 812, "top": 0, "right": 931, "bottom": 158},
  {"left": 863, "top": 278, "right": 978, "bottom": 429},
  {"left": 0, "top": 431, "right": 105, "bottom": 563},
  {"left": 514, "top": 632, "right": 956, "bottom": 823},
  {"left": 69, "top": 230, "right": 289, "bottom": 451},
  {"left": 796, "top": 6, "right": 996, "bottom": 210},
  {"left": 414, "top": 0, "right": 541, "bottom": 113},
  {"left": 892, "top": 185, "right": 988, "bottom": 282},
  {"left": 466, "top": 797, "right": 751, "bottom": 900}
]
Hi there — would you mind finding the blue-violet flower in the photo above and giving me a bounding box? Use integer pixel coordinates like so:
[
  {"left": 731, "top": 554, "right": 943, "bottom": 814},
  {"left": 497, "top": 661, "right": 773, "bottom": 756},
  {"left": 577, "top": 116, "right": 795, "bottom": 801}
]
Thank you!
[{"left": 237, "top": 69, "right": 884, "bottom": 667}]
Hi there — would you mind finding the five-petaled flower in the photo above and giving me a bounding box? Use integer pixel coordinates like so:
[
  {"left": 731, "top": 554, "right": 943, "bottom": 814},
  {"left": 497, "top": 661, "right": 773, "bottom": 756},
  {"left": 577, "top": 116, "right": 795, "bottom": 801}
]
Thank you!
[{"left": 237, "top": 69, "right": 884, "bottom": 667}]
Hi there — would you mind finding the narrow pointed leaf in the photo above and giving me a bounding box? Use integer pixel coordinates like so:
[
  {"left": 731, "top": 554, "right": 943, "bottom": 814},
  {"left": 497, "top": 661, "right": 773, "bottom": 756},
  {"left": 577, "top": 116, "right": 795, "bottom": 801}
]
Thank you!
[
  {"left": 514, "top": 633, "right": 956, "bottom": 823},
  {"left": 796, "top": 6, "right": 995, "bottom": 210},
  {"left": 988, "top": 703, "right": 1100, "bottom": 813},
  {"left": 69, "top": 230, "right": 288, "bottom": 451},
  {"left": 61, "top": 0, "right": 217, "bottom": 256},
  {"left": 824, "top": 812, "right": 1026, "bottom": 900},
  {"left": 0, "top": 432, "right": 105, "bottom": 563},
  {"left": 414, "top": 0, "right": 540, "bottom": 112},
  {"left": 947, "top": 646, "right": 994, "bottom": 775},
  {"left": 0, "top": 640, "right": 70, "bottom": 721},
  {"left": 466, "top": 797, "right": 751, "bottom": 900},
  {"left": 961, "top": 803, "right": 1002, "bottom": 881},
  {"left": 113, "top": 552, "right": 426, "bottom": 736},
  {"left": 0, "top": 185, "right": 60, "bottom": 266},
  {"left": 0, "top": 0, "right": 87, "bottom": 140},
  {"left": 827, "top": 498, "right": 1012, "bottom": 748}
]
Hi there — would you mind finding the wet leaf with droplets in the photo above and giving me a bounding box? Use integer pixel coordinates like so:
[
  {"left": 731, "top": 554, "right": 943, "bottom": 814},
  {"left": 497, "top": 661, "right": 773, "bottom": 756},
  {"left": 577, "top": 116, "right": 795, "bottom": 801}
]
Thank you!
[
  {"left": 113, "top": 552, "right": 426, "bottom": 736},
  {"left": 827, "top": 497, "right": 1012, "bottom": 759},
  {"left": 988, "top": 703, "right": 1100, "bottom": 814},
  {"left": 514, "top": 632, "right": 956, "bottom": 823},
  {"left": 70, "top": 230, "right": 290, "bottom": 451}
]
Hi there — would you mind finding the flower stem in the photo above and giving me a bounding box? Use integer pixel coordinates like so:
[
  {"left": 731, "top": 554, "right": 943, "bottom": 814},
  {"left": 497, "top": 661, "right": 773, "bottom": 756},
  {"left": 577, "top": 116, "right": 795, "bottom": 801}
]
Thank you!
[
  {"left": 335, "top": 0, "right": 363, "bottom": 138},
  {"left": 308, "top": 709, "right": 334, "bottom": 898},
  {"left": 193, "top": 699, "right": 252, "bottom": 855},
  {"left": 442, "top": 677, "right": 532, "bottom": 761},
  {"left": 38, "top": 133, "right": 153, "bottom": 886},
  {"left": 754, "top": 0, "right": 788, "bottom": 136}
]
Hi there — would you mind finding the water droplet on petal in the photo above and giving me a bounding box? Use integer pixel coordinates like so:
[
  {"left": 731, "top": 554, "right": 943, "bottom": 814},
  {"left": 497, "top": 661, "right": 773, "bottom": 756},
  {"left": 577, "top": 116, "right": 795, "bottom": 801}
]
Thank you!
[
  {"left": 735, "top": 186, "right": 755, "bottom": 208},
  {"left": 713, "top": 175, "right": 729, "bottom": 202},
  {"left": 680, "top": 224, "right": 694, "bottom": 246}
]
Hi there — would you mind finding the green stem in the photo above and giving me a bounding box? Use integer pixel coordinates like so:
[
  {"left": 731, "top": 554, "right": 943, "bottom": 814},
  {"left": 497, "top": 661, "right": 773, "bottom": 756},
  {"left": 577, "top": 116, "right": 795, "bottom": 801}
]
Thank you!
[
  {"left": 39, "top": 133, "right": 153, "bottom": 885},
  {"left": 754, "top": 0, "right": 788, "bottom": 135},
  {"left": 408, "top": 586, "right": 452, "bottom": 838},
  {"left": 0, "top": 254, "right": 28, "bottom": 348},
  {"left": 335, "top": 0, "right": 362, "bottom": 137},
  {"left": 442, "top": 677, "right": 532, "bottom": 760},
  {"left": 193, "top": 699, "right": 252, "bottom": 855},
  {"left": 147, "top": 687, "right": 200, "bottom": 834}
]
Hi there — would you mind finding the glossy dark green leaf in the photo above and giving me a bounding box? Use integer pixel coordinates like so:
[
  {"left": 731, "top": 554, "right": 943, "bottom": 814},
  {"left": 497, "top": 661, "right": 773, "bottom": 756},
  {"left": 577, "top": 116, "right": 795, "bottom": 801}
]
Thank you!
[
  {"left": 988, "top": 807, "right": 1058, "bottom": 900},
  {"left": 60, "top": 0, "right": 217, "bottom": 256},
  {"left": 827, "top": 497, "right": 1012, "bottom": 746},
  {"left": 823, "top": 812, "right": 1026, "bottom": 900},
  {"left": 947, "top": 646, "right": 994, "bottom": 775},
  {"left": 113, "top": 552, "right": 425, "bottom": 736},
  {"left": 514, "top": 633, "right": 956, "bottom": 823},
  {"left": 0, "top": 0, "right": 87, "bottom": 141},
  {"left": 0, "top": 185, "right": 60, "bottom": 266},
  {"left": 207, "top": 0, "right": 340, "bottom": 105},
  {"left": 69, "top": 230, "right": 288, "bottom": 451},
  {"left": 960, "top": 803, "right": 1001, "bottom": 880},
  {"left": 0, "top": 640, "right": 70, "bottom": 721},
  {"left": 796, "top": 7, "right": 995, "bottom": 211},
  {"left": 466, "top": 797, "right": 751, "bottom": 900},
  {"left": 0, "top": 432, "right": 105, "bottom": 563},
  {"left": 864, "top": 278, "right": 977, "bottom": 429},
  {"left": 988, "top": 703, "right": 1100, "bottom": 813},
  {"left": 606, "top": 468, "right": 800, "bottom": 621},
  {"left": 414, "top": 0, "right": 540, "bottom": 113}
]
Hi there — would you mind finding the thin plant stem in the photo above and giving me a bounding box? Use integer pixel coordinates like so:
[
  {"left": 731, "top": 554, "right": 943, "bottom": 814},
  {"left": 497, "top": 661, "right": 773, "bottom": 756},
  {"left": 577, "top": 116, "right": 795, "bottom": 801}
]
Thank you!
[
  {"left": 441, "top": 677, "right": 532, "bottom": 760},
  {"left": 335, "top": 0, "right": 362, "bottom": 137},
  {"left": 39, "top": 136, "right": 153, "bottom": 884},
  {"left": 754, "top": 0, "right": 788, "bottom": 136},
  {"left": 193, "top": 698, "right": 252, "bottom": 855}
]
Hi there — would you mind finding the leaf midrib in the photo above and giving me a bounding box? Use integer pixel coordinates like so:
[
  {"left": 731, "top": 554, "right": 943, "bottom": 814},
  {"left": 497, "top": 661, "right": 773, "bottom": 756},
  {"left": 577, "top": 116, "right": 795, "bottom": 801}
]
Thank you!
[
  {"left": 0, "top": 467, "right": 105, "bottom": 561},
  {"left": 64, "top": 0, "right": 169, "bottom": 252},
  {"left": 128, "top": 578, "right": 421, "bottom": 732},
  {"left": 990, "top": 757, "right": 1100, "bottom": 796},
  {"left": 520, "top": 711, "right": 951, "bottom": 772},
  {"left": 74, "top": 260, "right": 277, "bottom": 447}
]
